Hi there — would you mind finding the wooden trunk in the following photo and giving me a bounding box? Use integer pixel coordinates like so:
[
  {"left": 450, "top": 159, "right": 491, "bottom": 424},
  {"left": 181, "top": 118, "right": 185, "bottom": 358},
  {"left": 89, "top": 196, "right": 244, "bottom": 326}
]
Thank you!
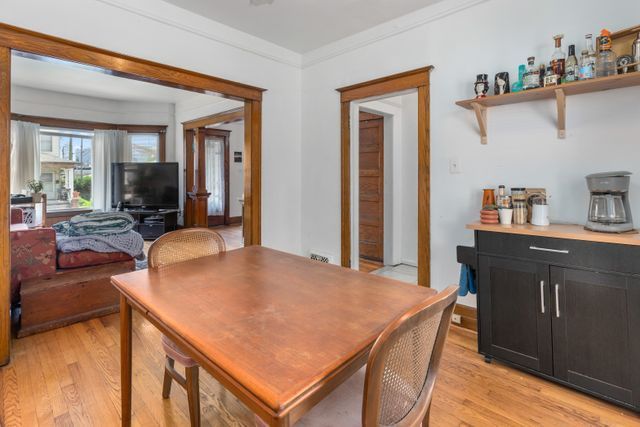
[{"left": 18, "top": 260, "right": 135, "bottom": 337}]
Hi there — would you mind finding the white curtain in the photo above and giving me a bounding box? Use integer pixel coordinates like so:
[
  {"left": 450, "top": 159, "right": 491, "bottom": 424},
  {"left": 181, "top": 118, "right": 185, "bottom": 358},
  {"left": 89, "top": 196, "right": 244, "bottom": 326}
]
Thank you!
[
  {"left": 92, "top": 129, "right": 128, "bottom": 211},
  {"left": 205, "top": 137, "right": 225, "bottom": 216},
  {"left": 10, "top": 121, "right": 41, "bottom": 194}
]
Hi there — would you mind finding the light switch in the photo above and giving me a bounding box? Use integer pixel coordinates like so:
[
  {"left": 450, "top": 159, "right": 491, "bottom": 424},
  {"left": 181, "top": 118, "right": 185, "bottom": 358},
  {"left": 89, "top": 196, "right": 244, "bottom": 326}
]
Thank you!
[{"left": 449, "top": 158, "right": 461, "bottom": 174}]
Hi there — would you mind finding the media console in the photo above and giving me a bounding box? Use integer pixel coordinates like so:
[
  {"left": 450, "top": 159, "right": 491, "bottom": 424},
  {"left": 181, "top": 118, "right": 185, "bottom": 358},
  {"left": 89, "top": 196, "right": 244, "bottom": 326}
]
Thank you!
[{"left": 124, "top": 209, "right": 179, "bottom": 240}]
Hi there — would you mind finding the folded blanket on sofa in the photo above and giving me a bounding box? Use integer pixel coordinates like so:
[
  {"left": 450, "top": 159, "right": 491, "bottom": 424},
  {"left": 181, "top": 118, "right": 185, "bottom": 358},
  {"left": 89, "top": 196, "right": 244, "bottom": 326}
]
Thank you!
[
  {"left": 57, "top": 230, "right": 145, "bottom": 259},
  {"left": 53, "top": 211, "right": 135, "bottom": 237}
]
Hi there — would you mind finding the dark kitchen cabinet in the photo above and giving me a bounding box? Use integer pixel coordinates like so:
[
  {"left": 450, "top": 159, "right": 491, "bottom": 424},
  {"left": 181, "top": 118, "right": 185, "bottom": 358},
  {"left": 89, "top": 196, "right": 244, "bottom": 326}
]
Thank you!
[
  {"left": 550, "top": 267, "right": 640, "bottom": 407},
  {"left": 469, "top": 230, "right": 640, "bottom": 411},
  {"left": 478, "top": 256, "right": 552, "bottom": 375}
]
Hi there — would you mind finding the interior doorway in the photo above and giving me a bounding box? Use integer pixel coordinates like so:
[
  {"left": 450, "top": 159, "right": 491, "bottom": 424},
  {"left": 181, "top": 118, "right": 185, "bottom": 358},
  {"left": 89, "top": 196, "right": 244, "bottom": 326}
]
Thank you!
[
  {"left": 204, "top": 129, "right": 230, "bottom": 226},
  {"left": 337, "top": 67, "right": 432, "bottom": 287},
  {"left": 0, "top": 24, "right": 265, "bottom": 365},
  {"left": 358, "top": 111, "right": 384, "bottom": 264},
  {"left": 182, "top": 107, "right": 245, "bottom": 232}
]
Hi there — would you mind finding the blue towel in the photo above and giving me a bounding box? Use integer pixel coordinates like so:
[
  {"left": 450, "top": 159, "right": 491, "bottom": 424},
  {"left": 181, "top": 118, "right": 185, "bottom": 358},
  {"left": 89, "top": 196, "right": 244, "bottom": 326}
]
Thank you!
[{"left": 458, "top": 264, "right": 477, "bottom": 296}]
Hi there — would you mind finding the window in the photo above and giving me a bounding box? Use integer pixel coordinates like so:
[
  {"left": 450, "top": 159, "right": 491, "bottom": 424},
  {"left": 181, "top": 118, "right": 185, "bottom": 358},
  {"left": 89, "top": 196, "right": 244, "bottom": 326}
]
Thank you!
[
  {"left": 39, "top": 128, "right": 93, "bottom": 212},
  {"left": 129, "top": 133, "right": 160, "bottom": 162},
  {"left": 40, "top": 134, "right": 53, "bottom": 152}
]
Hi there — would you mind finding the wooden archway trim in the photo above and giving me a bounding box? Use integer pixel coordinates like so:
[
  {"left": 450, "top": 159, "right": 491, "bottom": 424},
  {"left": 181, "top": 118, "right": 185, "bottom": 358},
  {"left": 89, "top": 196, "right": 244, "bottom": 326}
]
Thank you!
[
  {"left": 337, "top": 66, "right": 432, "bottom": 287},
  {"left": 182, "top": 107, "right": 244, "bottom": 130},
  {"left": 0, "top": 23, "right": 265, "bottom": 365},
  {"left": 0, "top": 24, "right": 264, "bottom": 101}
]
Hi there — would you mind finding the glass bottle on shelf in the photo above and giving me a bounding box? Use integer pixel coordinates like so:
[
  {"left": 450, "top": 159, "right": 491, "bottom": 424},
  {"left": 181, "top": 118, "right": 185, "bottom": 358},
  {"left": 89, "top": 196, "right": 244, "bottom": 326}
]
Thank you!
[
  {"left": 544, "top": 66, "right": 559, "bottom": 87},
  {"left": 522, "top": 57, "right": 541, "bottom": 90},
  {"left": 564, "top": 44, "right": 578, "bottom": 83},
  {"left": 551, "top": 34, "right": 566, "bottom": 79},
  {"left": 579, "top": 34, "right": 596, "bottom": 80},
  {"left": 538, "top": 64, "right": 546, "bottom": 88},
  {"left": 511, "top": 64, "right": 526, "bottom": 92},
  {"left": 596, "top": 29, "right": 617, "bottom": 77}
]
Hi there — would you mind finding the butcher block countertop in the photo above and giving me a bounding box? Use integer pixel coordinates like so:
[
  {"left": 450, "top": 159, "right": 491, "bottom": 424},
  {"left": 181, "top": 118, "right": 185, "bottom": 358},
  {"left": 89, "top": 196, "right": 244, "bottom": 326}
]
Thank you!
[{"left": 467, "top": 222, "right": 640, "bottom": 247}]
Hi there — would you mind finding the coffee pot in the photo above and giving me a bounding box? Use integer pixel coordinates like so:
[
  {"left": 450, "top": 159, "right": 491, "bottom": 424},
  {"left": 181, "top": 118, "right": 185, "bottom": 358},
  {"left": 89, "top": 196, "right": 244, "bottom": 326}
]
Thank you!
[{"left": 585, "top": 171, "right": 633, "bottom": 233}]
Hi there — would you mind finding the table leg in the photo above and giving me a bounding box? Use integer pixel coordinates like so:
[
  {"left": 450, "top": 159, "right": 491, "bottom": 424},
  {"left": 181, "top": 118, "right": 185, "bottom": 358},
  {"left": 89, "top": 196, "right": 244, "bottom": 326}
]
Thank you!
[{"left": 120, "top": 295, "right": 132, "bottom": 427}]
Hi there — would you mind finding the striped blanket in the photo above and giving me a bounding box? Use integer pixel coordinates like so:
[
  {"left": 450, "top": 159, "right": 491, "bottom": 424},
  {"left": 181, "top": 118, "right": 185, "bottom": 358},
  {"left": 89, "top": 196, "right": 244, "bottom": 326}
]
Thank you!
[{"left": 53, "top": 212, "right": 134, "bottom": 236}]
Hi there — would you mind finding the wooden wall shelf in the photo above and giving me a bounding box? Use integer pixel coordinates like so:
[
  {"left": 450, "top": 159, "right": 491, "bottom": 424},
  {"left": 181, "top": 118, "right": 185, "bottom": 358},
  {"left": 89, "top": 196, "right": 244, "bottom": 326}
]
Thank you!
[{"left": 456, "top": 71, "right": 640, "bottom": 144}]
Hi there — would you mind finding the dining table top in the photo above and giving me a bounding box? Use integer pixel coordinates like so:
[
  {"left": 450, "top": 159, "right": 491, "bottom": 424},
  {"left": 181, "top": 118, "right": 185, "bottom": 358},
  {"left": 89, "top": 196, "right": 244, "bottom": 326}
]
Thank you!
[{"left": 111, "top": 245, "right": 436, "bottom": 415}]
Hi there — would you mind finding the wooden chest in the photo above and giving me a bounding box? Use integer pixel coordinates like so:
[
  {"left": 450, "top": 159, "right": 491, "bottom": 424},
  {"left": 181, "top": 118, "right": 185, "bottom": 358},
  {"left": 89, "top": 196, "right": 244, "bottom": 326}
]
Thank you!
[{"left": 18, "top": 259, "right": 135, "bottom": 337}]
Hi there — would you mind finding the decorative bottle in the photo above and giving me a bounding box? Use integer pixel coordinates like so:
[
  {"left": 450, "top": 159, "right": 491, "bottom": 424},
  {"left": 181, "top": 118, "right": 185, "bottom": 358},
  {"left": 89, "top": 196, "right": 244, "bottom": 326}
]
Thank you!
[
  {"left": 579, "top": 34, "right": 596, "bottom": 80},
  {"left": 564, "top": 44, "right": 578, "bottom": 83},
  {"left": 596, "top": 29, "right": 617, "bottom": 77},
  {"left": 551, "top": 34, "right": 566, "bottom": 79},
  {"left": 522, "top": 57, "right": 540, "bottom": 90}
]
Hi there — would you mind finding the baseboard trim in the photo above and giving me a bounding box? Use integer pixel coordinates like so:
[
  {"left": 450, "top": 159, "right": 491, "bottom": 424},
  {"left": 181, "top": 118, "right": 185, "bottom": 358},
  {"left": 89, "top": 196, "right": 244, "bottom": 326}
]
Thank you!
[
  {"left": 453, "top": 303, "right": 477, "bottom": 332},
  {"left": 228, "top": 216, "right": 242, "bottom": 225}
]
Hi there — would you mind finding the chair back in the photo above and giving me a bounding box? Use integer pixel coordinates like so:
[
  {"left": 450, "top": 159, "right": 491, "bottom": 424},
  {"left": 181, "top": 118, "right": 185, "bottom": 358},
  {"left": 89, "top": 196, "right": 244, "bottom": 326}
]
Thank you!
[
  {"left": 363, "top": 285, "right": 458, "bottom": 427},
  {"left": 147, "top": 228, "right": 226, "bottom": 268}
]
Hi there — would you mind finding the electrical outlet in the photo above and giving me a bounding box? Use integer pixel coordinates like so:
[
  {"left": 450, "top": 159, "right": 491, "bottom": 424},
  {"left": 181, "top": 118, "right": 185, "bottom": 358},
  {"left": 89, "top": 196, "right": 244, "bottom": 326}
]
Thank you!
[
  {"left": 451, "top": 314, "right": 462, "bottom": 324},
  {"left": 449, "top": 158, "right": 461, "bottom": 174}
]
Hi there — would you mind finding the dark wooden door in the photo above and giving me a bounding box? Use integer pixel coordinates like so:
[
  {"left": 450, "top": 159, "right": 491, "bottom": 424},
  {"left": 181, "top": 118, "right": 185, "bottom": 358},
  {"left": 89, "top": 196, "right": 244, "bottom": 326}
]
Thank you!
[
  {"left": 478, "top": 256, "right": 553, "bottom": 374},
  {"left": 359, "top": 112, "right": 384, "bottom": 262},
  {"left": 203, "top": 129, "right": 230, "bottom": 227},
  {"left": 551, "top": 267, "right": 640, "bottom": 406}
]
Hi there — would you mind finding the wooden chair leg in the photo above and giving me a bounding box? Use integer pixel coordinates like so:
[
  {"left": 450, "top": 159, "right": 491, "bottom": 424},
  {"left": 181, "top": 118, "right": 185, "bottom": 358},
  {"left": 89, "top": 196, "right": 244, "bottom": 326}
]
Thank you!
[
  {"left": 186, "top": 366, "right": 200, "bottom": 427},
  {"left": 162, "top": 356, "right": 174, "bottom": 399}
]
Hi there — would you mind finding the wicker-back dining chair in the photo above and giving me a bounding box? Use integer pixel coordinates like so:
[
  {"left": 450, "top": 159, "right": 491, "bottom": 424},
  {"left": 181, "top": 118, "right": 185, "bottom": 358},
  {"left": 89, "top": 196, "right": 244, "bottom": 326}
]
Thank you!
[
  {"left": 147, "top": 228, "right": 226, "bottom": 427},
  {"left": 293, "top": 285, "right": 458, "bottom": 427}
]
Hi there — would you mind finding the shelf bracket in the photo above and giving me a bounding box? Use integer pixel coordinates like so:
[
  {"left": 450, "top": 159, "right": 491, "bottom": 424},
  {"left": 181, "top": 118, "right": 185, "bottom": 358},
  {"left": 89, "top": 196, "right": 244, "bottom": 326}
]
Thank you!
[
  {"left": 555, "top": 88, "right": 566, "bottom": 139},
  {"left": 471, "top": 102, "right": 488, "bottom": 144}
]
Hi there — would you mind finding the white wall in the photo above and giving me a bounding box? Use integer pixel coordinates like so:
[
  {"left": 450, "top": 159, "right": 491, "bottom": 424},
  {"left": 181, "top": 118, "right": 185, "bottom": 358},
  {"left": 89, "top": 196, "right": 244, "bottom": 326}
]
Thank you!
[
  {"left": 301, "top": 0, "right": 640, "bottom": 307},
  {"left": 2, "top": 0, "right": 303, "bottom": 254},
  {"left": 11, "top": 85, "right": 176, "bottom": 149}
]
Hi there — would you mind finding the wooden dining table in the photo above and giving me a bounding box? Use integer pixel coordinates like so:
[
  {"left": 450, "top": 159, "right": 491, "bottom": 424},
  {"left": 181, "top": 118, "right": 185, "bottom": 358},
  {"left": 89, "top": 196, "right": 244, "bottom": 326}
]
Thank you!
[{"left": 111, "top": 246, "right": 436, "bottom": 426}]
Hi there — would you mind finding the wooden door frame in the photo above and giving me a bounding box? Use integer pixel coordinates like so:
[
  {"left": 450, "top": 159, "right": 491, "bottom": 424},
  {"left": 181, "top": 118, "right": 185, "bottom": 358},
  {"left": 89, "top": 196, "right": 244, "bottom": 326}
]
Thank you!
[
  {"left": 0, "top": 23, "right": 264, "bottom": 365},
  {"left": 337, "top": 66, "right": 432, "bottom": 287}
]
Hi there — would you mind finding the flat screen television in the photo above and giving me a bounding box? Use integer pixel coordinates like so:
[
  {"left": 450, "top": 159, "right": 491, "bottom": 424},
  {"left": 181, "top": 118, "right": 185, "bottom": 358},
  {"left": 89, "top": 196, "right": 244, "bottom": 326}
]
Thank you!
[{"left": 111, "top": 162, "right": 179, "bottom": 210}]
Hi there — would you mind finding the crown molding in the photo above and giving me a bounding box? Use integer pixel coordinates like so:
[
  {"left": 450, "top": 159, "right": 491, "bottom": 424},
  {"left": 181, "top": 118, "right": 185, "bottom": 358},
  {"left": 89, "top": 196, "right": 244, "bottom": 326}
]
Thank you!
[
  {"left": 302, "top": 0, "right": 489, "bottom": 68},
  {"left": 94, "top": 0, "right": 487, "bottom": 71},
  {"left": 95, "top": 0, "right": 302, "bottom": 68}
]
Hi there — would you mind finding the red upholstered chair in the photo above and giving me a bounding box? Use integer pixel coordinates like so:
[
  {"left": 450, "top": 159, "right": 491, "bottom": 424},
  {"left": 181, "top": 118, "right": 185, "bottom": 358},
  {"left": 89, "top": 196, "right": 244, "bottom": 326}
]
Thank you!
[{"left": 147, "top": 228, "right": 226, "bottom": 427}]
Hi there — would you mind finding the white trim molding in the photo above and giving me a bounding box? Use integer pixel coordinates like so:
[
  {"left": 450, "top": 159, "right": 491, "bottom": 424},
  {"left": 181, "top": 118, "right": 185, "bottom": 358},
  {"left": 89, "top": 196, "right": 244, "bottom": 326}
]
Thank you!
[{"left": 95, "top": 0, "right": 302, "bottom": 68}]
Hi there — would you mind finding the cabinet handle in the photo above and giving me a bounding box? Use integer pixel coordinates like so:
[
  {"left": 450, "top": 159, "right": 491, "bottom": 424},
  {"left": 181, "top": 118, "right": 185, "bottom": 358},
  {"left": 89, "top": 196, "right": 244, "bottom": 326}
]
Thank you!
[
  {"left": 540, "top": 281, "right": 545, "bottom": 314},
  {"left": 555, "top": 284, "right": 561, "bottom": 318},
  {"left": 529, "top": 246, "right": 570, "bottom": 254}
]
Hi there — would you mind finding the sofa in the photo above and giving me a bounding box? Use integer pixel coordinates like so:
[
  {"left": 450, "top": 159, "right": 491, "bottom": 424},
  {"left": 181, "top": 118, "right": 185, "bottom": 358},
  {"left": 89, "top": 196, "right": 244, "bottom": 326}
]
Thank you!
[{"left": 10, "top": 208, "right": 136, "bottom": 336}]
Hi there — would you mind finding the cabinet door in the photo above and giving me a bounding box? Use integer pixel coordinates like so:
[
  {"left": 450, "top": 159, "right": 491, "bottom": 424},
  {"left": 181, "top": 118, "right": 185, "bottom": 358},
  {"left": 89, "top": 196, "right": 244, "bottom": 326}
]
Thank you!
[
  {"left": 551, "top": 268, "right": 640, "bottom": 407},
  {"left": 478, "top": 256, "right": 552, "bottom": 374}
]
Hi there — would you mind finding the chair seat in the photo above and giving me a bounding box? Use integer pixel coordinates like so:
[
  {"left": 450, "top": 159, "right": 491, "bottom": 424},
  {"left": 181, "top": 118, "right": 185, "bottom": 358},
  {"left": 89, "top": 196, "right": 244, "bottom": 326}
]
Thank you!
[
  {"left": 294, "top": 366, "right": 366, "bottom": 426},
  {"left": 161, "top": 334, "right": 199, "bottom": 367}
]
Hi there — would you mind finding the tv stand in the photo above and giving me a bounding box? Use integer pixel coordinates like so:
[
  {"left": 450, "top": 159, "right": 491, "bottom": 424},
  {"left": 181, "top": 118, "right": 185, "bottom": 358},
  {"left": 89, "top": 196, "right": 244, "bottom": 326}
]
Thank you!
[{"left": 123, "top": 208, "right": 179, "bottom": 240}]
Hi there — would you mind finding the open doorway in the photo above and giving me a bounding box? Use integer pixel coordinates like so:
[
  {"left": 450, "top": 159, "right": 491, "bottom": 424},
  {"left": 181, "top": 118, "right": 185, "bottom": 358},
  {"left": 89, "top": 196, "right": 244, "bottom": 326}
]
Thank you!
[
  {"left": 182, "top": 107, "right": 245, "bottom": 246},
  {"left": 0, "top": 23, "right": 265, "bottom": 363},
  {"left": 337, "top": 67, "right": 432, "bottom": 287},
  {"left": 355, "top": 91, "right": 419, "bottom": 284}
]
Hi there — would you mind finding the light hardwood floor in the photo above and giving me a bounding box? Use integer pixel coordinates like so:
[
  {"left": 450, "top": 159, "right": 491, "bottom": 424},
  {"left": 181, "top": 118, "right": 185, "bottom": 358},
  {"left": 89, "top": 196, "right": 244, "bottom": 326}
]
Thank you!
[{"left": 2, "top": 226, "right": 640, "bottom": 426}]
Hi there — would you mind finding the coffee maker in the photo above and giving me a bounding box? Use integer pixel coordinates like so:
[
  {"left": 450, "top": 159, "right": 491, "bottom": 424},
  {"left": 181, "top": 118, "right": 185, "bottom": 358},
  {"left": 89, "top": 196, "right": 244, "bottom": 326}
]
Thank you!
[{"left": 585, "top": 171, "right": 633, "bottom": 233}]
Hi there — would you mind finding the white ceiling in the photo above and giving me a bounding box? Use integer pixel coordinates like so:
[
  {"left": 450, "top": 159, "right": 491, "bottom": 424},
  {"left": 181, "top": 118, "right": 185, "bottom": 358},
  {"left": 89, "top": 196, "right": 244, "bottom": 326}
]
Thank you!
[
  {"left": 11, "top": 54, "right": 217, "bottom": 104},
  {"left": 162, "top": 0, "right": 446, "bottom": 53}
]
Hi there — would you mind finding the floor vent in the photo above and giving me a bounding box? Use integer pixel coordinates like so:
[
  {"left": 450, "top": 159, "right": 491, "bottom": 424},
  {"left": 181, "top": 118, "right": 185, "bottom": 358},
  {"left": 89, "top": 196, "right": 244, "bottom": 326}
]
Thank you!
[{"left": 309, "top": 251, "right": 334, "bottom": 264}]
